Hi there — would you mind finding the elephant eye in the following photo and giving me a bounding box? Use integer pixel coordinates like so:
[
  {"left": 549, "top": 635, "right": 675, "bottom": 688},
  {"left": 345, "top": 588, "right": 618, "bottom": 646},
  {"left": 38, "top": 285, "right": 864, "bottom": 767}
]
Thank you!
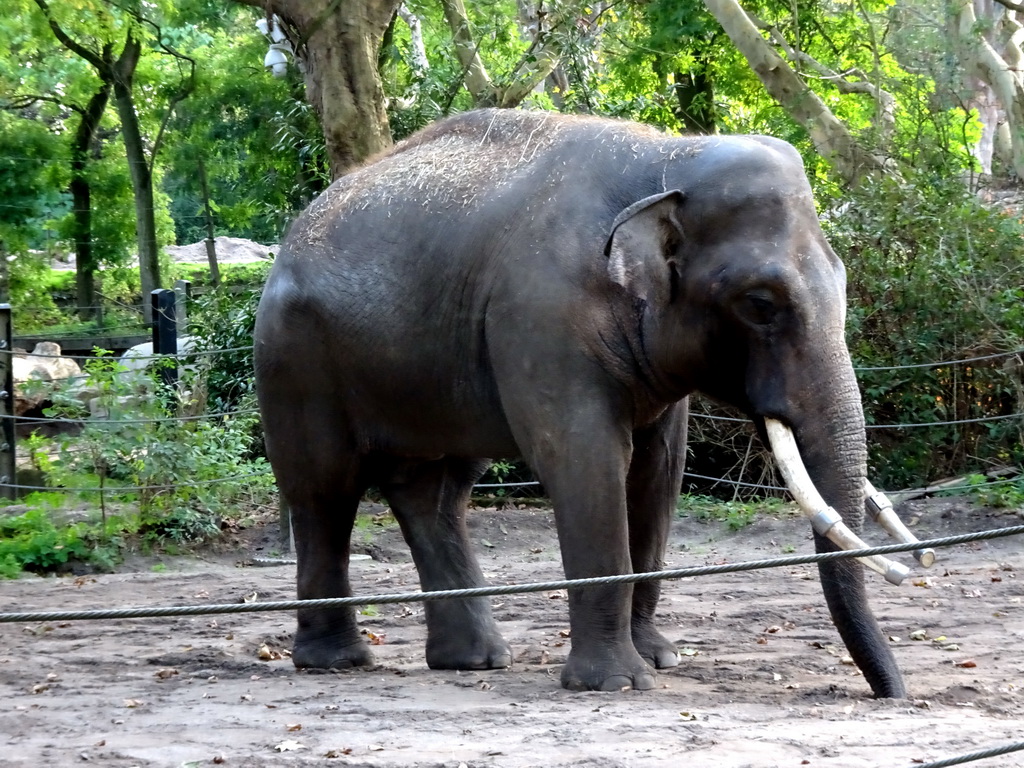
[{"left": 738, "top": 291, "right": 779, "bottom": 327}]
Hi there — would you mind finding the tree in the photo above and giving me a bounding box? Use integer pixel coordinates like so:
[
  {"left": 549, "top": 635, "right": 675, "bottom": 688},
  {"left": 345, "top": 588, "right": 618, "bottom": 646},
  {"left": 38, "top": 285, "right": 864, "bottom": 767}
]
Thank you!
[
  {"left": 234, "top": 0, "right": 401, "bottom": 177},
  {"left": 952, "top": 0, "right": 1024, "bottom": 178},
  {"left": 31, "top": 0, "right": 195, "bottom": 320},
  {"left": 701, "top": 0, "right": 885, "bottom": 186}
]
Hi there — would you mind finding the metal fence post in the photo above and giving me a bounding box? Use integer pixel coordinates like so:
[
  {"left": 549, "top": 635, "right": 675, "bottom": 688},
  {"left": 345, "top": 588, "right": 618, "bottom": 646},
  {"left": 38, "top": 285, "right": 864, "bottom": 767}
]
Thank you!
[
  {"left": 0, "top": 304, "right": 14, "bottom": 499},
  {"left": 173, "top": 279, "right": 191, "bottom": 336},
  {"left": 151, "top": 289, "right": 177, "bottom": 390}
]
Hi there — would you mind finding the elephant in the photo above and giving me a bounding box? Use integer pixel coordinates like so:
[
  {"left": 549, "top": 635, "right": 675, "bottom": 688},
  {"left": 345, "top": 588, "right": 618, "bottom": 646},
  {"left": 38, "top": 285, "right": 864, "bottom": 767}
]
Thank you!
[{"left": 254, "top": 108, "right": 911, "bottom": 696}]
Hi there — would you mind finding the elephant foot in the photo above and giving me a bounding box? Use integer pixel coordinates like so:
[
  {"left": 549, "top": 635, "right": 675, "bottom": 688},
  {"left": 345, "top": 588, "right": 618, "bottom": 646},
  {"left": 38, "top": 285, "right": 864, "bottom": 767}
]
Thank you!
[
  {"left": 632, "top": 624, "right": 680, "bottom": 669},
  {"left": 426, "top": 630, "right": 513, "bottom": 670},
  {"left": 560, "top": 646, "right": 656, "bottom": 692},
  {"left": 292, "top": 629, "right": 375, "bottom": 670}
]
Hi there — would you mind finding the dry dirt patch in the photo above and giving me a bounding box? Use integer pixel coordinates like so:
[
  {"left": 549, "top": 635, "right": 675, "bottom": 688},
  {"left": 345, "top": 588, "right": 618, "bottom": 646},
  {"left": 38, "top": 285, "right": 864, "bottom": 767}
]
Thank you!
[{"left": 1, "top": 499, "right": 1022, "bottom": 767}]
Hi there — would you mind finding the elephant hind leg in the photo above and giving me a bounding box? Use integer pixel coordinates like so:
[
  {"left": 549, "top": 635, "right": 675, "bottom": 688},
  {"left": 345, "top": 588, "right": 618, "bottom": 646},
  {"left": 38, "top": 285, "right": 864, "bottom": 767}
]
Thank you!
[
  {"left": 265, "top": 403, "right": 374, "bottom": 671},
  {"left": 379, "top": 456, "right": 513, "bottom": 671},
  {"left": 288, "top": 474, "right": 374, "bottom": 670}
]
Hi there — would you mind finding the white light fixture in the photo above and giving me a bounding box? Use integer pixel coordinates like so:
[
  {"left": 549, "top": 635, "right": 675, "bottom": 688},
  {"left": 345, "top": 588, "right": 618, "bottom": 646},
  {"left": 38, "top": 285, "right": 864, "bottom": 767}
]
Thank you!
[{"left": 264, "top": 45, "right": 289, "bottom": 77}]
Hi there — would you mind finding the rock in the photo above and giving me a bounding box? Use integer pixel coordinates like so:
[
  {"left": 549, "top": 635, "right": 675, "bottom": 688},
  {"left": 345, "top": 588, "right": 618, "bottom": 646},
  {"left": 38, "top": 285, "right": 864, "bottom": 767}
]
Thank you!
[{"left": 12, "top": 342, "right": 83, "bottom": 415}]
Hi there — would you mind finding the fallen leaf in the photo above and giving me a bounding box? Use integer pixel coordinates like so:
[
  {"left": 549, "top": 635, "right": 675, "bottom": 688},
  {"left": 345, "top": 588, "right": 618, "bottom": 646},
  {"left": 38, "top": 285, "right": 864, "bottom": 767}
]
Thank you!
[
  {"left": 154, "top": 668, "right": 178, "bottom": 681},
  {"left": 324, "top": 748, "right": 353, "bottom": 758},
  {"left": 558, "top": 629, "right": 571, "bottom": 638},
  {"left": 679, "top": 711, "right": 698, "bottom": 721},
  {"left": 954, "top": 659, "right": 977, "bottom": 668},
  {"left": 123, "top": 699, "right": 143, "bottom": 708},
  {"left": 286, "top": 723, "right": 302, "bottom": 732},
  {"left": 840, "top": 656, "right": 855, "bottom": 665},
  {"left": 912, "top": 577, "right": 933, "bottom": 588},
  {"left": 242, "top": 592, "right": 259, "bottom": 603},
  {"left": 909, "top": 629, "right": 928, "bottom": 641},
  {"left": 365, "top": 631, "right": 387, "bottom": 646},
  {"left": 481, "top": 539, "right": 495, "bottom": 548},
  {"left": 258, "top": 643, "right": 285, "bottom": 661},
  {"left": 194, "top": 589, "right": 210, "bottom": 598},
  {"left": 240, "top": 694, "right": 253, "bottom": 702},
  {"left": 939, "top": 643, "right": 961, "bottom": 652},
  {"left": 756, "top": 636, "right": 768, "bottom": 645},
  {"left": 274, "top": 740, "right": 305, "bottom": 752},
  {"left": 765, "top": 625, "right": 782, "bottom": 634},
  {"left": 679, "top": 647, "right": 699, "bottom": 657}
]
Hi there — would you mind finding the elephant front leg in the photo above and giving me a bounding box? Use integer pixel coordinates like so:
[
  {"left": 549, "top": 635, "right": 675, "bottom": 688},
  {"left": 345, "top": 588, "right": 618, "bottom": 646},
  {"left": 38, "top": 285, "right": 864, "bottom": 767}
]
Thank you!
[
  {"left": 532, "top": 420, "right": 657, "bottom": 691},
  {"left": 626, "top": 402, "right": 688, "bottom": 670}
]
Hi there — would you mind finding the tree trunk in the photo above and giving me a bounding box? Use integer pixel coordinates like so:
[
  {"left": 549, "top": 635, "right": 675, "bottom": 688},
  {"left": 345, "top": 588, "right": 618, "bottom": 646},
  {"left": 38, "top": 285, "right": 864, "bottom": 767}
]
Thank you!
[
  {"left": 953, "top": 0, "right": 1024, "bottom": 179},
  {"left": 111, "top": 34, "right": 160, "bottom": 322},
  {"left": 197, "top": 158, "right": 221, "bottom": 287},
  {"left": 70, "top": 82, "right": 111, "bottom": 323},
  {"left": 237, "top": 0, "right": 400, "bottom": 177},
  {"left": 701, "top": 0, "right": 883, "bottom": 185}
]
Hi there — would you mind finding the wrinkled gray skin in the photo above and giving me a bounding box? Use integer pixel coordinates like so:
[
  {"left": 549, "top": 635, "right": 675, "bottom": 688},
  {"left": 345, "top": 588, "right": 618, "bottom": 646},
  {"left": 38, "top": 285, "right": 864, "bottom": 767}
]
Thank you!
[{"left": 254, "top": 109, "right": 905, "bottom": 697}]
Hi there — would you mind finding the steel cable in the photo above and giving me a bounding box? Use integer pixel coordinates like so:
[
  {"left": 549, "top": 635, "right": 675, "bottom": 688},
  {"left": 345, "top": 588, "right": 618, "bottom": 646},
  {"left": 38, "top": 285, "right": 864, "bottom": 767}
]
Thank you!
[
  {"left": 1, "top": 524, "right": 1020, "bottom": 624},
  {"left": 909, "top": 740, "right": 1024, "bottom": 768}
]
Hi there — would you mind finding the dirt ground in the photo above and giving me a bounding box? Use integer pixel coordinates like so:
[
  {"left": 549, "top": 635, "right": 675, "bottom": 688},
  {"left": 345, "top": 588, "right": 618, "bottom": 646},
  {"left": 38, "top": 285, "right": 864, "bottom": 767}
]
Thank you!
[{"left": 1, "top": 498, "right": 1023, "bottom": 768}]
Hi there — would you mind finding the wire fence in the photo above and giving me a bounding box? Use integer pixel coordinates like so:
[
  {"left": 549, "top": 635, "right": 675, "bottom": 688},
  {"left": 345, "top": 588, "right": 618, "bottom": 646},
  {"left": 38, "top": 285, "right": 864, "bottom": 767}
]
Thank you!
[
  {"left": 2, "top": 326, "right": 1023, "bottom": 768},
  {"left": 0, "top": 340, "right": 1021, "bottom": 501}
]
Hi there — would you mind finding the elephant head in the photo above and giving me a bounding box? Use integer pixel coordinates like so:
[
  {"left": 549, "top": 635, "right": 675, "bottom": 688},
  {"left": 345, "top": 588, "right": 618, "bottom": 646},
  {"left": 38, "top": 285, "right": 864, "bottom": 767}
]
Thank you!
[{"left": 604, "top": 137, "right": 925, "bottom": 697}]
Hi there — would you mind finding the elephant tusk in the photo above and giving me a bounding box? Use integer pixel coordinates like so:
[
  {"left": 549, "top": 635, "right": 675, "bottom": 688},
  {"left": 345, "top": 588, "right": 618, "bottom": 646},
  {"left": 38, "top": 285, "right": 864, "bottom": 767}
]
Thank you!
[
  {"left": 864, "top": 481, "right": 936, "bottom": 568},
  {"left": 764, "top": 419, "right": 910, "bottom": 586}
]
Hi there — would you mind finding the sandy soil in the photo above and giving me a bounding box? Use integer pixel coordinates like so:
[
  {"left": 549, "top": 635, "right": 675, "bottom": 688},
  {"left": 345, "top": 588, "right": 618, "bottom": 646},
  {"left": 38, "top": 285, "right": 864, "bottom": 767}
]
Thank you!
[{"left": 1, "top": 498, "right": 1023, "bottom": 768}]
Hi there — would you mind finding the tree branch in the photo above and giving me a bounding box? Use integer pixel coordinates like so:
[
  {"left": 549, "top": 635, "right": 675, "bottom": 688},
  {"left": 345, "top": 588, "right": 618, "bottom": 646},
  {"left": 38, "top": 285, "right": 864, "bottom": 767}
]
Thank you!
[
  {"left": 993, "top": 0, "right": 1024, "bottom": 15},
  {"left": 750, "top": 12, "right": 895, "bottom": 140},
  {"left": 440, "top": 0, "right": 496, "bottom": 104},
  {"left": 702, "top": 0, "right": 884, "bottom": 185},
  {"left": 33, "top": 0, "right": 108, "bottom": 72}
]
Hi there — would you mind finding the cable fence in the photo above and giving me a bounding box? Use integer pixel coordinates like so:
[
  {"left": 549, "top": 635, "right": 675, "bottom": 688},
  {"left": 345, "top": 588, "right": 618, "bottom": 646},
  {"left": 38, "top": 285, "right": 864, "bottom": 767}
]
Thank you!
[{"left": 0, "top": 302, "right": 1022, "bottom": 768}]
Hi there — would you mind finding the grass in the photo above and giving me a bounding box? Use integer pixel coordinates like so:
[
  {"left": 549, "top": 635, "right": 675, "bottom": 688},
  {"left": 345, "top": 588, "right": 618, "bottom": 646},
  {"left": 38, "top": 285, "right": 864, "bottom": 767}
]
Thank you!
[{"left": 677, "top": 494, "right": 792, "bottom": 531}]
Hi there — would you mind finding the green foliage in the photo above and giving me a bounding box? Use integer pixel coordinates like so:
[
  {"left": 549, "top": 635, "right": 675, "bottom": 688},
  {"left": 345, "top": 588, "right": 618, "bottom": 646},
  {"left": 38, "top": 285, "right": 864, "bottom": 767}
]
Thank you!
[
  {"left": 960, "top": 474, "right": 1024, "bottom": 509},
  {"left": 0, "top": 503, "right": 121, "bottom": 576},
  {"left": 1, "top": 305, "right": 273, "bottom": 577},
  {"left": 185, "top": 287, "right": 260, "bottom": 413},
  {"left": 825, "top": 172, "right": 1024, "bottom": 488},
  {"left": 170, "top": 260, "right": 272, "bottom": 289},
  {"left": 162, "top": 9, "right": 329, "bottom": 246},
  {"left": 677, "top": 494, "right": 790, "bottom": 531}
]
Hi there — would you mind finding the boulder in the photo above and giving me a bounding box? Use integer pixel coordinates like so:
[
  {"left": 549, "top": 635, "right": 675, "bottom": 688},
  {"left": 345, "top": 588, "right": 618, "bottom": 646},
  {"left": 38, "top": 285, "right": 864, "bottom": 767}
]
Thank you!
[{"left": 12, "top": 342, "right": 83, "bottom": 415}]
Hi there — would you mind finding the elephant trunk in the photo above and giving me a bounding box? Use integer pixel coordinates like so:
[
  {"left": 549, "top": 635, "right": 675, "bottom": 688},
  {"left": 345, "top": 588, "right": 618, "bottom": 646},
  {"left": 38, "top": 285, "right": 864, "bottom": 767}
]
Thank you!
[{"left": 767, "top": 355, "right": 907, "bottom": 697}]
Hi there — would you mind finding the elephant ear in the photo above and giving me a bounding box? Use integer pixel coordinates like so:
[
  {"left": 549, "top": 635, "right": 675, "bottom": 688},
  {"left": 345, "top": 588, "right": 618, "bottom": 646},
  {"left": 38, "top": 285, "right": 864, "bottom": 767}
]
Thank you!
[{"left": 604, "top": 190, "right": 685, "bottom": 303}]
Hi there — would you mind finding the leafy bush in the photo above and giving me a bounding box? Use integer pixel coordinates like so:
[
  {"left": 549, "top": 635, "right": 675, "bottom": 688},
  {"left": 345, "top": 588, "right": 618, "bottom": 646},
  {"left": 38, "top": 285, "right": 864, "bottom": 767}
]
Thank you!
[{"left": 824, "top": 173, "right": 1024, "bottom": 488}]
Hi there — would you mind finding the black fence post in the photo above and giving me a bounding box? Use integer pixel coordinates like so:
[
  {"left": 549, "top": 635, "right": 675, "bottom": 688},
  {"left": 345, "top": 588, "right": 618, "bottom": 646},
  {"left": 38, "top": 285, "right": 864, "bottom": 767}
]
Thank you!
[
  {"left": 151, "top": 289, "right": 177, "bottom": 390},
  {"left": 0, "top": 304, "right": 14, "bottom": 499}
]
